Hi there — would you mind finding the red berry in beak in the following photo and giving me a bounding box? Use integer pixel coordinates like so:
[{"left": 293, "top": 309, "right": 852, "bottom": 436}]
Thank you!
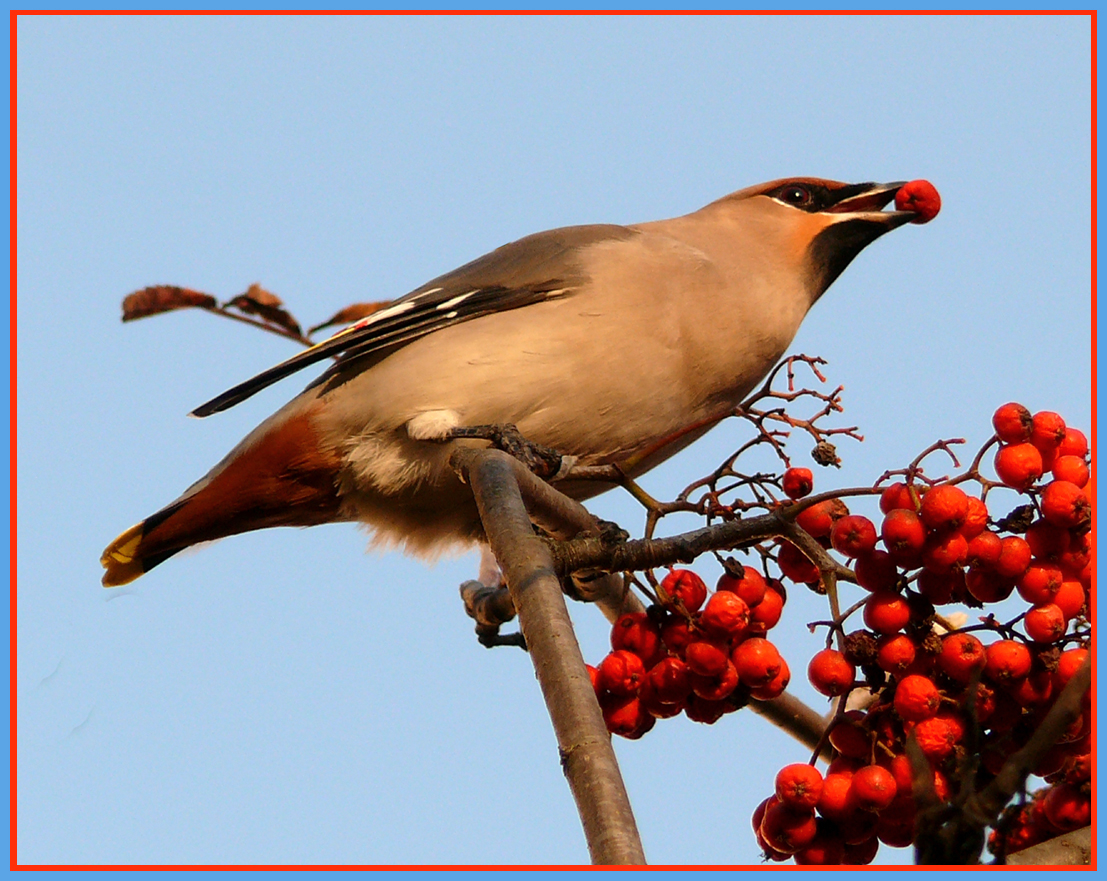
[{"left": 895, "top": 179, "right": 941, "bottom": 223}]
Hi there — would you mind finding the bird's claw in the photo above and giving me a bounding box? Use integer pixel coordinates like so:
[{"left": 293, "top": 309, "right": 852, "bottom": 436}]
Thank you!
[{"left": 446, "top": 423, "right": 568, "bottom": 480}]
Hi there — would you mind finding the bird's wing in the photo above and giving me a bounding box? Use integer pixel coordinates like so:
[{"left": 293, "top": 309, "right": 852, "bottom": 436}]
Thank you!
[{"left": 190, "top": 224, "right": 637, "bottom": 417}]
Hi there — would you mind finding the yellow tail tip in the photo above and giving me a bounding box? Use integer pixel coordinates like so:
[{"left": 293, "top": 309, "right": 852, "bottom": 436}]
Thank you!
[{"left": 101, "top": 523, "right": 146, "bottom": 587}]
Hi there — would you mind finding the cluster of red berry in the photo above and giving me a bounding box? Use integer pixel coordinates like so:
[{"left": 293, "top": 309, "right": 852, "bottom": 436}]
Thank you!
[
  {"left": 752, "top": 403, "right": 1091, "bottom": 864},
  {"left": 987, "top": 751, "right": 1091, "bottom": 855},
  {"left": 587, "top": 567, "right": 788, "bottom": 738}
]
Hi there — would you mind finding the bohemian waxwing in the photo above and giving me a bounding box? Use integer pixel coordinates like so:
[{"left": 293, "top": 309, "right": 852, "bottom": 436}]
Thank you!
[{"left": 102, "top": 177, "right": 922, "bottom": 586}]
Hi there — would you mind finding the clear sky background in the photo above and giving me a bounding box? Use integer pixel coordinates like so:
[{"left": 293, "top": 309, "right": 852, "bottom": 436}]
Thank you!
[{"left": 16, "top": 12, "right": 1092, "bottom": 868}]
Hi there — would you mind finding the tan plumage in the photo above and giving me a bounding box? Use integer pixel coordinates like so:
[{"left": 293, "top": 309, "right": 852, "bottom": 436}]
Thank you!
[{"left": 101, "top": 177, "right": 920, "bottom": 586}]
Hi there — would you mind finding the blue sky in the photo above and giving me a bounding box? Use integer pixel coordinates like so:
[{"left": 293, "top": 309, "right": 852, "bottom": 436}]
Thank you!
[{"left": 15, "top": 12, "right": 1092, "bottom": 868}]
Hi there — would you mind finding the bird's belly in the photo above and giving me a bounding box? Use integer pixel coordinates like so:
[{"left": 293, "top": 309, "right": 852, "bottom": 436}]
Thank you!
[{"left": 316, "top": 288, "right": 787, "bottom": 554}]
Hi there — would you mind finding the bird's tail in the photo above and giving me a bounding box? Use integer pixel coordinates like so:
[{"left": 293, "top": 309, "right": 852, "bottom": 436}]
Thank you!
[
  {"left": 100, "top": 501, "right": 193, "bottom": 586},
  {"left": 100, "top": 407, "right": 345, "bottom": 587}
]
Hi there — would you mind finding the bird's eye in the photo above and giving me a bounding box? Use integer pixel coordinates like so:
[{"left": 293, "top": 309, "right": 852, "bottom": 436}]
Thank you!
[{"left": 779, "top": 185, "right": 813, "bottom": 206}]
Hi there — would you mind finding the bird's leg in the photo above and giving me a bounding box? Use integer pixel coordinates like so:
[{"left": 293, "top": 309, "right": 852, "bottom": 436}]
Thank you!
[
  {"left": 478, "top": 544, "right": 503, "bottom": 588},
  {"left": 445, "top": 423, "right": 573, "bottom": 480}
]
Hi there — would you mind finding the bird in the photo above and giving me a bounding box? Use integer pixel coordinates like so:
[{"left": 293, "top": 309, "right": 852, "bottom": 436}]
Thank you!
[{"left": 101, "top": 177, "right": 925, "bottom": 587}]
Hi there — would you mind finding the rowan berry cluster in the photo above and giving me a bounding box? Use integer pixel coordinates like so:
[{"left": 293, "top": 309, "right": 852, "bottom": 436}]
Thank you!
[
  {"left": 987, "top": 752, "right": 1091, "bottom": 856},
  {"left": 752, "top": 403, "right": 1091, "bottom": 864},
  {"left": 588, "top": 566, "right": 789, "bottom": 738}
]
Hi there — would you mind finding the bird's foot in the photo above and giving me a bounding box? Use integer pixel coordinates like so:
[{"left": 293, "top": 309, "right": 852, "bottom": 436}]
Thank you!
[
  {"left": 446, "top": 423, "right": 571, "bottom": 480},
  {"left": 459, "top": 579, "right": 526, "bottom": 650}
]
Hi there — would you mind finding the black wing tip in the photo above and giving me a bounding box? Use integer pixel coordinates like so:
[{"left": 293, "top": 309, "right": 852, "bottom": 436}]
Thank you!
[
  {"left": 189, "top": 402, "right": 218, "bottom": 418},
  {"left": 187, "top": 347, "right": 335, "bottom": 418},
  {"left": 190, "top": 388, "right": 249, "bottom": 418}
]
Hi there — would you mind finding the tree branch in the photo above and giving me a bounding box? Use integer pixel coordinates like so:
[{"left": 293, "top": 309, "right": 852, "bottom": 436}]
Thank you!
[{"left": 454, "top": 449, "right": 646, "bottom": 866}]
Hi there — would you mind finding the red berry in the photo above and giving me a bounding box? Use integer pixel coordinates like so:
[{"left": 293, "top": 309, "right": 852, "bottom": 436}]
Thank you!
[
  {"left": 689, "top": 661, "right": 739, "bottom": 701},
  {"left": 1059, "top": 531, "right": 1091, "bottom": 578},
  {"left": 1053, "top": 648, "right": 1089, "bottom": 690},
  {"left": 992, "top": 402, "right": 1033, "bottom": 444},
  {"left": 782, "top": 467, "right": 814, "bottom": 499},
  {"left": 1057, "top": 427, "right": 1089, "bottom": 458},
  {"left": 854, "top": 550, "right": 899, "bottom": 592},
  {"left": 1051, "top": 455, "right": 1090, "bottom": 488},
  {"left": 597, "top": 650, "right": 646, "bottom": 696},
  {"left": 911, "top": 712, "right": 963, "bottom": 762},
  {"left": 921, "top": 530, "right": 968, "bottom": 574},
  {"left": 749, "top": 658, "right": 791, "bottom": 700},
  {"left": 748, "top": 585, "right": 785, "bottom": 634},
  {"left": 807, "top": 648, "right": 855, "bottom": 696},
  {"left": 894, "top": 179, "right": 941, "bottom": 224},
  {"left": 984, "top": 639, "right": 1032, "bottom": 683},
  {"left": 825, "top": 755, "right": 862, "bottom": 777},
  {"left": 839, "top": 811, "right": 880, "bottom": 847},
  {"left": 1023, "top": 603, "right": 1067, "bottom": 643},
  {"left": 994, "top": 443, "right": 1044, "bottom": 491},
  {"left": 683, "top": 693, "right": 728, "bottom": 724},
  {"left": 882, "top": 754, "right": 915, "bottom": 796},
  {"left": 1025, "top": 519, "right": 1072, "bottom": 561},
  {"left": 880, "top": 481, "right": 922, "bottom": 513},
  {"left": 849, "top": 765, "right": 898, "bottom": 812},
  {"left": 760, "top": 800, "right": 818, "bottom": 854},
  {"left": 875, "top": 633, "right": 917, "bottom": 676},
  {"left": 699, "top": 590, "right": 750, "bottom": 639},
  {"left": 643, "top": 656, "right": 692, "bottom": 704},
  {"left": 775, "top": 763, "right": 824, "bottom": 811},
  {"left": 1052, "top": 580, "right": 1086, "bottom": 620},
  {"left": 796, "top": 498, "right": 849, "bottom": 539},
  {"left": 752, "top": 795, "right": 773, "bottom": 834},
  {"left": 716, "top": 565, "right": 767, "bottom": 607},
  {"left": 966, "top": 530, "right": 1002, "bottom": 568},
  {"left": 753, "top": 796, "right": 790, "bottom": 856},
  {"left": 881, "top": 509, "right": 926, "bottom": 560},
  {"left": 831, "top": 514, "right": 878, "bottom": 558},
  {"left": 1029, "top": 410, "right": 1067, "bottom": 455},
  {"left": 1010, "top": 669, "right": 1054, "bottom": 707},
  {"left": 876, "top": 817, "right": 915, "bottom": 849},
  {"left": 793, "top": 822, "right": 846, "bottom": 865},
  {"left": 863, "top": 591, "right": 911, "bottom": 634},
  {"left": 917, "top": 567, "right": 964, "bottom": 605},
  {"left": 733, "top": 637, "right": 783, "bottom": 687},
  {"left": 893, "top": 674, "right": 941, "bottom": 722},
  {"left": 816, "top": 773, "right": 855, "bottom": 821},
  {"left": 994, "top": 536, "right": 1032, "bottom": 579},
  {"left": 600, "top": 693, "right": 652, "bottom": 738},
  {"left": 660, "top": 617, "right": 694, "bottom": 655},
  {"left": 961, "top": 681, "right": 996, "bottom": 723},
  {"left": 965, "top": 567, "right": 1014, "bottom": 604},
  {"left": 959, "top": 495, "right": 990, "bottom": 539},
  {"left": 658, "top": 568, "right": 708, "bottom": 613},
  {"left": 610, "top": 612, "right": 663, "bottom": 665},
  {"left": 828, "top": 711, "right": 870, "bottom": 758},
  {"left": 1042, "top": 783, "right": 1091, "bottom": 832},
  {"left": 842, "top": 836, "right": 880, "bottom": 865},
  {"left": 919, "top": 484, "right": 970, "bottom": 532},
  {"left": 778, "top": 540, "right": 820, "bottom": 584},
  {"left": 1039, "top": 480, "right": 1091, "bottom": 530},
  {"left": 1016, "top": 563, "right": 1062, "bottom": 605},
  {"left": 684, "top": 640, "right": 731, "bottom": 677},
  {"left": 937, "top": 633, "right": 986, "bottom": 684},
  {"left": 637, "top": 678, "right": 684, "bottom": 719}
]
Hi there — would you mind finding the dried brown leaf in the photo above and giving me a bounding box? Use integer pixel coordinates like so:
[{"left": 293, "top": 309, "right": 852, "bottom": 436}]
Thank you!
[
  {"left": 224, "top": 283, "right": 302, "bottom": 336},
  {"left": 121, "top": 285, "right": 219, "bottom": 322},
  {"left": 308, "top": 301, "right": 393, "bottom": 336}
]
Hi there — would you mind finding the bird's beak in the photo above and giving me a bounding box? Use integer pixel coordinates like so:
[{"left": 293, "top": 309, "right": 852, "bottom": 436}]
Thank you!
[
  {"left": 826, "top": 181, "right": 916, "bottom": 229},
  {"left": 804, "top": 181, "right": 918, "bottom": 299}
]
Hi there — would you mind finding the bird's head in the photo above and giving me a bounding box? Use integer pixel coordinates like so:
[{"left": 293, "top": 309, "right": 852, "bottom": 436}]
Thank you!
[{"left": 713, "top": 177, "right": 927, "bottom": 301}]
